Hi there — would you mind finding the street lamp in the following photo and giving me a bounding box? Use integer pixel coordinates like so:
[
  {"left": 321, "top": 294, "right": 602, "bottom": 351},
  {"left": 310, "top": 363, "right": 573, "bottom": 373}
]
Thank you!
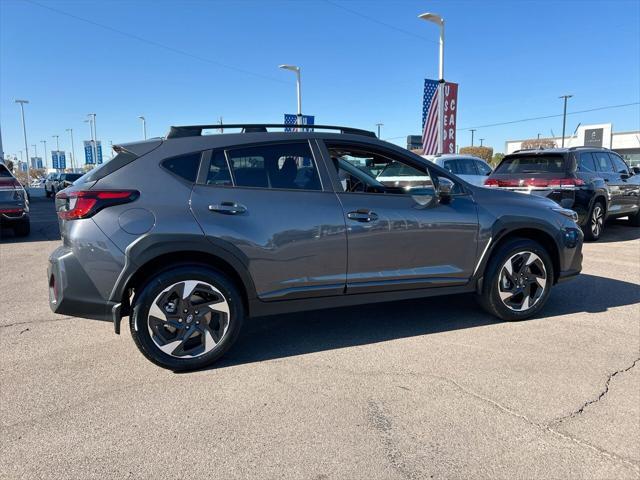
[
  {"left": 559, "top": 95, "right": 573, "bottom": 148},
  {"left": 376, "top": 123, "right": 384, "bottom": 138},
  {"left": 14, "top": 99, "right": 31, "bottom": 188},
  {"left": 31, "top": 144, "right": 38, "bottom": 169},
  {"left": 41, "top": 140, "right": 48, "bottom": 170},
  {"left": 87, "top": 113, "right": 98, "bottom": 166},
  {"left": 279, "top": 64, "right": 302, "bottom": 125},
  {"left": 418, "top": 12, "right": 445, "bottom": 154},
  {"left": 138, "top": 116, "right": 147, "bottom": 140},
  {"left": 470, "top": 129, "right": 476, "bottom": 146},
  {"left": 66, "top": 128, "right": 76, "bottom": 171}
]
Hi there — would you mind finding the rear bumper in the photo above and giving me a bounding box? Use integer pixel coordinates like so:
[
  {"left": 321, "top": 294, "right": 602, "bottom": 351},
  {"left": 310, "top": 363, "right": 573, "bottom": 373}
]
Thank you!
[{"left": 47, "top": 245, "right": 117, "bottom": 322}]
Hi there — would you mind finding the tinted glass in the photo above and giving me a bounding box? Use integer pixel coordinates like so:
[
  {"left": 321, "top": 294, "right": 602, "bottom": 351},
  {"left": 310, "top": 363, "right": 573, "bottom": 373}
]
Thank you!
[
  {"left": 0, "top": 165, "right": 11, "bottom": 177},
  {"left": 205, "top": 151, "right": 233, "bottom": 186},
  {"left": 226, "top": 142, "right": 321, "bottom": 190},
  {"left": 593, "top": 152, "right": 614, "bottom": 172},
  {"left": 475, "top": 160, "right": 492, "bottom": 175},
  {"left": 162, "top": 152, "right": 202, "bottom": 182},
  {"left": 443, "top": 159, "right": 458, "bottom": 174},
  {"left": 494, "top": 154, "right": 566, "bottom": 174},
  {"left": 578, "top": 152, "right": 597, "bottom": 172},
  {"left": 64, "top": 174, "right": 82, "bottom": 181},
  {"left": 609, "top": 153, "right": 629, "bottom": 174},
  {"left": 458, "top": 159, "right": 478, "bottom": 175},
  {"left": 78, "top": 151, "right": 138, "bottom": 184}
]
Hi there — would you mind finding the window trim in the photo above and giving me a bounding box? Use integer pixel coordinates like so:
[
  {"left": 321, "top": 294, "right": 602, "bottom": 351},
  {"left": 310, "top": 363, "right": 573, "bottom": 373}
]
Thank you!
[
  {"left": 608, "top": 152, "right": 630, "bottom": 175},
  {"left": 198, "top": 139, "right": 326, "bottom": 192}
]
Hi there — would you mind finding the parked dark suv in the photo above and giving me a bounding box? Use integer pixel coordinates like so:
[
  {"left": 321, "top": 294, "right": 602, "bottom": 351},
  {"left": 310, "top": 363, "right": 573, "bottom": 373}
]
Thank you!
[
  {"left": 486, "top": 147, "right": 640, "bottom": 240},
  {"left": 48, "top": 124, "right": 583, "bottom": 370}
]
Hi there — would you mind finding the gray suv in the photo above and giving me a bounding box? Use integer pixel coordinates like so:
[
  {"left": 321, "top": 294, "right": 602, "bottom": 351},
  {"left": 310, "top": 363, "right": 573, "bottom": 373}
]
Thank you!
[{"left": 48, "top": 124, "right": 583, "bottom": 370}]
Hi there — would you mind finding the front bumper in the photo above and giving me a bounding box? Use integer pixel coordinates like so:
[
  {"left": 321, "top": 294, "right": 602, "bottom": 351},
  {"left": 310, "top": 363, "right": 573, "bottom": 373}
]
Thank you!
[
  {"left": 556, "top": 227, "right": 583, "bottom": 283},
  {"left": 47, "top": 245, "right": 117, "bottom": 322}
]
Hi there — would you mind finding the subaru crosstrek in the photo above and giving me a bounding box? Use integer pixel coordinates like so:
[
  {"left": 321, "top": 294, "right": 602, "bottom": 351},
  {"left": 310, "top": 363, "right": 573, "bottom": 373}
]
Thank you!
[{"left": 48, "top": 124, "right": 583, "bottom": 370}]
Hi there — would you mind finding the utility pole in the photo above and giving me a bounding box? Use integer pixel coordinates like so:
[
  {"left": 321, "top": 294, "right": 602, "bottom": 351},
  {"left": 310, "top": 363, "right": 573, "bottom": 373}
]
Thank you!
[
  {"left": 470, "top": 129, "right": 476, "bottom": 146},
  {"left": 376, "top": 123, "right": 383, "bottom": 138},
  {"left": 138, "top": 116, "right": 147, "bottom": 140},
  {"left": 559, "top": 94, "right": 573, "bottom": 148},
  {"left": 479, "top": 138, "right": 484, "bottom": 147},
  {"left": 537, "top": 133, "right": 541, "bottom": 139},
  {"left": 15, "top": 100, "right": 31, "bottom": 188}
]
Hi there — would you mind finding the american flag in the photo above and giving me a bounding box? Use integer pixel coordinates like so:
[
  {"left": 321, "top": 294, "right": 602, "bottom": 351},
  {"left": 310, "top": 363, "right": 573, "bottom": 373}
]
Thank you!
[
  {"left": 422, "top": 79, "right": 440, "bottom": 155},
  {"left": 284, "top": 114, "right": 315, "bottom": 132}
]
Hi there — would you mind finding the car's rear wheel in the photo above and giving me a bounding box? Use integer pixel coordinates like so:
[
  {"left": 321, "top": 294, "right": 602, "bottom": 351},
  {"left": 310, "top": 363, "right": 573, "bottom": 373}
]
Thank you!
[
  {"left": 583, "top": 200, "right": 605, "bottom": 241},
  {"left": 627, "top": 208, "right": 640, "bottom": 227},
  {"left": 130, "top": 266, "right": 244, "bottom": 371},
  {"left": 13, "top": 219, "right": 30, "bottom": 237},
  {"left": 477, "top": 238, "right": 554, "bottom": 321}
]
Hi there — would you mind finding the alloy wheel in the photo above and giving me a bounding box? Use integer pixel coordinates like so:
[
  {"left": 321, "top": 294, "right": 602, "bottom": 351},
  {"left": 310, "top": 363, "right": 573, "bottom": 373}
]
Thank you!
[
  {"left": 147, "top": 280, "right": 230, "bottom": 358},
  {"left": 497, "top": 251, "right": 547, "bottom": 312},
  {"left": 591, "top": 205, "right": 604, "bottom": 238}
]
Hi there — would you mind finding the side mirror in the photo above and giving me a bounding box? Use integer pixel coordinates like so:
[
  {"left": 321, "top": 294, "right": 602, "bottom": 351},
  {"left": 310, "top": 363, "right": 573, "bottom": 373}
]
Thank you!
[
  {"left": 621, "top": 172, "right": 630, "bottom": 180},
  {"left": 437, "top": 177, "right": 455, "bottom": 203},
  {"left": 632, "top": 166, "right": 640, "bottom": 175}
]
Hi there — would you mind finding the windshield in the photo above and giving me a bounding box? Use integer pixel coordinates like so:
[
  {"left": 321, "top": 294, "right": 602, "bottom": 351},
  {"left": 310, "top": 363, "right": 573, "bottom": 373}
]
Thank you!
[{"left": 495, "top": 154, "right": 566, "bottom": 174}]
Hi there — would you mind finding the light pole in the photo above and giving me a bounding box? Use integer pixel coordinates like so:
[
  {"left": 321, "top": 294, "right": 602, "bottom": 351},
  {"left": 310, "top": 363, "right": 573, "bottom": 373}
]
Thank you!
[
  {"left": 31, "top": 144, "right": 38, "bottom": 169},
  {"left": 418, "top": 12, "right": 445, "bottom": 154},
  {"left": 559, "top": 95, "right": 573, "bottom": 148},
  {"left": 470, "top": 129, "right": 476, "bottom": 146},
  {"left": 41, "top": 140, "right": 48, "bottom": 170},
  {"left": 15, "top": 99, "right": 31, "bottom": 188},
  {"left": 376, "top": 123, "right": 383, "bottom": 138},
  {"left": 66, "top": 128, "right": 76, "bottom": 171},
  {"left": 279, "top": 64, "right": 302, "bottom": 125},
  {"left": 87, "top": 113, "right": 98, "bottom": 165},
  {"left": 52, "top": 135, "right": 60, "bottom": 171},
  {"left": 138, "top": 116, "right": 147, "bottom": 140}
]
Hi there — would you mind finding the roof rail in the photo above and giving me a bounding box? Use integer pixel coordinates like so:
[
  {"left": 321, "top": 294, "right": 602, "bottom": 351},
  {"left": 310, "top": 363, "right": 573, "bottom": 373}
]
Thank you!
[
  {"left": 166, "top": 123, "right": 377, "bottom": 139},
  {"left": 568, "top": 145, "right": 609, "bottom": 151}
]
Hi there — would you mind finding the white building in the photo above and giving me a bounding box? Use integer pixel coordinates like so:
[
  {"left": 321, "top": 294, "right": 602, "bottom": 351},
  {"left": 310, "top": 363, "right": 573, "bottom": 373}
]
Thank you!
[{"left": 505, "top": 123, "right": 640, "bottom": 167}]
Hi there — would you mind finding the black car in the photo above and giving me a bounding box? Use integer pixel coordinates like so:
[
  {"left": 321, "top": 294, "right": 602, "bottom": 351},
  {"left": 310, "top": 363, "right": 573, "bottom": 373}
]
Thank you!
[
  {"left": 486, "top": 147, "right": 640, "bottom": 240},
  {"left": 57, "top": 173, "right": 83, "bottom": 191}
]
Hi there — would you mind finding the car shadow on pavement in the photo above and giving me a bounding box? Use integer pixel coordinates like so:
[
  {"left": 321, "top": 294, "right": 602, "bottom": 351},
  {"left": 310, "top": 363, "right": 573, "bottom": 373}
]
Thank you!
[
  {"left": 207, "top": 273, "right": 640, "bottom": 371},
  {"left": 595, "top": 220, "right": 640, "bottom": 243},
  {"left": 0, "top": 197, "right": 60, "bottom": 244}
]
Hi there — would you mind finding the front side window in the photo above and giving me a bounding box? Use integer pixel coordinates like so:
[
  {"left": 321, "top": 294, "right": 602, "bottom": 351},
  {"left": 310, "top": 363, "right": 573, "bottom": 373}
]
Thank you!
[
  {"left": 609, "top": 153, "right": 629, "bottom": 175},
  {"left": 593, "top": 152, "right": 614, "bottom": 172},
  {"left": 224, "top": 142, "right": 321, "bottom": 191},
  {"left": 475, "top": 160, "right": 492, "bottom": 176},
  {"left": 578, "top": 152, "right": 597, "bottom": 172},
  {"left": 327, "top": 143, "right": 437, "bottom": 195}
]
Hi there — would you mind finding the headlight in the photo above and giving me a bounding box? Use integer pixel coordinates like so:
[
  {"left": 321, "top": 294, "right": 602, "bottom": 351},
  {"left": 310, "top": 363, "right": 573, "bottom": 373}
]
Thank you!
[{"left": 552, "top": 207, "right": 578, "bottom": 222}]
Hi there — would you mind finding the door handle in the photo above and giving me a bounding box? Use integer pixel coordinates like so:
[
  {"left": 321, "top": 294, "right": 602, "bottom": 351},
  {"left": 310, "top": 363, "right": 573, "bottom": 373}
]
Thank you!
[
  {"left": 209, "top": 201, "right": 247, "bottom": 215},
  {"left": 347, "top": 209, "right": 378, "bottom": 222}
]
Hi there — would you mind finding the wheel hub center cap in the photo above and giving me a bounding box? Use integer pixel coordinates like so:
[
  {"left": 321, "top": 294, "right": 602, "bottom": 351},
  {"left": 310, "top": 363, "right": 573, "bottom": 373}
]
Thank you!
[{"left": 186, "top": 314, "right": 194, "bottom": 323}]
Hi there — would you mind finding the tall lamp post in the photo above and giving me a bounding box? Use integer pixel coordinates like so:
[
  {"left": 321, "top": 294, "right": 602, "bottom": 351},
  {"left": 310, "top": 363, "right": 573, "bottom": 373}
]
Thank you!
[
  {"left": 559, "top": 94, "right": 573, "bottom": 148},
  {"left": 31, "top": 144, "right": 38, "bottom": 169},
  {"left": 138, "top": 116, "right": 147, "bottom": 140},
  {"left": 41, "top": 140, "right": 48, "bottom": 171},
  {"left": 279, "top": 64, "right": 302, "bottom": 125},
  {"left": 87, "top": 113, "right": 98, "bottom": 166},
  {"left": 418, "top": 12, "right": 445, "bottom": 154},
  {"left": 470, "top": 129, "right": 476, "bottom": 146},
  {"left": 52, "top": 135, "right": 60, "bottom": 171},
  {"left": 15, "top": 99, "right": 31, "bottom": 188},
  {"left": 66, "top": 128, "right": 76, "bottom": 172},
  {"left": 376, "top": 123, "right": 384, "bottom": 138}
]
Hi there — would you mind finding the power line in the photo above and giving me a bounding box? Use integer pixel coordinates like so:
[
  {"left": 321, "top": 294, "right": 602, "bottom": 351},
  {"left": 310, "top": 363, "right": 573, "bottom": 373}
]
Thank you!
[
  {"left": 323, "top": 0, "right": 438, "bottom": 44},
  {"left": 24, "top": 0, "right": 288, "bottom": 84}
]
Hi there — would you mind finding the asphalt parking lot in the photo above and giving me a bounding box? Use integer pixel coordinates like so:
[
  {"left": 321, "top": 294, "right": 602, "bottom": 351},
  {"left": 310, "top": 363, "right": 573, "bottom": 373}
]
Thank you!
[{"left": 1, "top": 197, "right": 639, "bottom": 479}]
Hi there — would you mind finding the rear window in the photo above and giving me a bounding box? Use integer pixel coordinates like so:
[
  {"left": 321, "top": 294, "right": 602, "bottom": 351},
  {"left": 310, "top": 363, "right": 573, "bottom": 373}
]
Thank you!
[
  {"left": 63, "top": 174, "right": 82, "bottom": 182},
  {"left": 495, "top": 154, "right": 566, "bottom": 174},
  {"left": 77, "top": 150, "right": 139, "bottom": 184}
]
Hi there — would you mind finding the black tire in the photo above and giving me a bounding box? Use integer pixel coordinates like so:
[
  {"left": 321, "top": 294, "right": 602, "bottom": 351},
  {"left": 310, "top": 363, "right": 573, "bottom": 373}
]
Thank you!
[
  {"left": 13, "top": 219, "right": 30, "bottom": 237},
  {"left": 45, "top": 188, "right": 51, "bottom": 198},
  {"left": 583, "top": 200, "right": 605, "bottom": 241},
  {"left": 130, "top": 265, "right": 244, "bottom": 371},
  {"left": 476, "top": 237, "right": 554, "bottom": 321},
  {"left": 627, "top": 209, "right": 640, "bottom": 227}
]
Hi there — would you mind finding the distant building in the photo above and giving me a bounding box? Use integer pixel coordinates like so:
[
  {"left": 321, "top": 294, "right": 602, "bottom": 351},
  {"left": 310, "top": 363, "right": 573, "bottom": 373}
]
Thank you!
[
  {"left": 406, "top": 135, "right": 422, "bottom": 150},
  {"left": 505, "top": 123, "right": 640, "bottom": 167}
]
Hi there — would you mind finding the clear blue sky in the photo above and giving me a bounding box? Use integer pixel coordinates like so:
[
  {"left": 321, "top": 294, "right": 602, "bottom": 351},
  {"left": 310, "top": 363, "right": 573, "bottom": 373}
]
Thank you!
[{"left": 1, "top": 0, "right": 639, "bottom": 163}]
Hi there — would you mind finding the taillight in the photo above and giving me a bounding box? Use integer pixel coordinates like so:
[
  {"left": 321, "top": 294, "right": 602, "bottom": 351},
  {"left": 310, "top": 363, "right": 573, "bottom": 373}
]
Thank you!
[
  {"left": 56, "top": 190, "right": 139, "bottom": 220},
  {"left": 484, "top": 177, "right": 584, "bottom": 188},
  {"left": 547, "top": 178, "right": 585, "bottom": 188},
  {"left": 484, "top": 178, "right": 499, "bottom": 187}
]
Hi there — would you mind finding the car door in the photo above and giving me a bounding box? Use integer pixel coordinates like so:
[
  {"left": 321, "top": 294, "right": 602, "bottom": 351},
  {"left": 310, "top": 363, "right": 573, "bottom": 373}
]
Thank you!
[
  {"left": 593, "top": 151, "right": 623, "bottom": 215},
  {"left": 608, "top": 152, "right": 640, "bottom": 215},
  {"left": 320, "top": 140, "right": 479, "bottom": 294},
  {"left": 190, "top": 141, "right": 347, "bottom": 301}
]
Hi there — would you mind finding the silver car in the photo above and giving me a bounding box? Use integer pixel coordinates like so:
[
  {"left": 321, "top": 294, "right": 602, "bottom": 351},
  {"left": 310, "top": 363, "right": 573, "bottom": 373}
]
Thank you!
[{"left": 423, "top": 154, "right": 493, "bottom": 186}]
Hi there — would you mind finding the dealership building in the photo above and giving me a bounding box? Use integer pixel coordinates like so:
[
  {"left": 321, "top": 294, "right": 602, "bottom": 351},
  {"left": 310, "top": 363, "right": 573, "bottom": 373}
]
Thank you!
[{"left": 505, "top": 123, "right": 640, "bottom": 167}]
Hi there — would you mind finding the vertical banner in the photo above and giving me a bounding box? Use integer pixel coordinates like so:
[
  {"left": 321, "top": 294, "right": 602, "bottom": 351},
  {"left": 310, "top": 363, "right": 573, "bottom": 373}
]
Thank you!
[
  {"left": 84, "top": 141, "right": 95, "bottom": 165},
  {"left": 51, "top": 151, "right": 59, "bottom": 169},
  {"left": 96, "top": 141, "right": 103, "bottom": 164},
  {"left": 422, "top": 79, "right": 458, "bottom": 155},
  {"left": 443, "top": 82, "right": 458, "bottom": 154}
]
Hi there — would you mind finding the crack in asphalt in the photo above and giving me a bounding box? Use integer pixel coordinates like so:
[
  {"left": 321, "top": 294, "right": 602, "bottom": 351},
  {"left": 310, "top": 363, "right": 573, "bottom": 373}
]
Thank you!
[
  {"left": 550, "top": 356, "right": 640, "bottom": 426},
  {"left": 0, "top": 317, "right": 72, "bottom": 329}
]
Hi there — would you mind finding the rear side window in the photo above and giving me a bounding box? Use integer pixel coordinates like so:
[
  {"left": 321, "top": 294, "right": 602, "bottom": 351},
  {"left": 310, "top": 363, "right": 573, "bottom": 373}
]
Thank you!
[
  {"left": 206, "top": 152, "right": 233, "bottom": 186},
  {"left": 162, "top": 152, "right": 202, "bottom": 182},
  {"left": 578, "top": 152, "right": 597, "bottom": 172},
  {"left": 475, "top": 160, "right": 492, "bottom": 175},
  {"left": 457, "top": 159, "right": 478, "bottom": 175},
  {"left": 593, "top": 152, "right": 614, "bottom": 172},
  {"left": 495, "top": 154, "right": 566, "bottom": 174},
  {"left": 443, "top": 159, "right": 458, "bottom": 174},
  {"left": 0, "top": 165, "right": 12, "bottom": 177},
  {"left": 609, "top": 153, "right": 629, "bottom": 174},
  {"left": 225, "top": 142, "right": 321, "bottom": 191}
]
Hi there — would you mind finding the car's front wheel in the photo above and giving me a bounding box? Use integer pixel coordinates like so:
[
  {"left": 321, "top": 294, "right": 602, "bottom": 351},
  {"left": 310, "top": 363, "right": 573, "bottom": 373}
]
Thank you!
[
  {"left": 583, "top": 200, "right": 605, "bottom": 241},
  {"left": 477, "top": 238, "right": 554, "bottom": 321},
  {"left": 130, "top": 266, "right": 244, "bottom": 371}
]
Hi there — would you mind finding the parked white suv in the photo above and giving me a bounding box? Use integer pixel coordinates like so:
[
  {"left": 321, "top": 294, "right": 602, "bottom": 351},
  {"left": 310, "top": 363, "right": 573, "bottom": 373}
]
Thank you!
[{"left": 423, "top": 154, "right": 492, "bottom": 186}]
